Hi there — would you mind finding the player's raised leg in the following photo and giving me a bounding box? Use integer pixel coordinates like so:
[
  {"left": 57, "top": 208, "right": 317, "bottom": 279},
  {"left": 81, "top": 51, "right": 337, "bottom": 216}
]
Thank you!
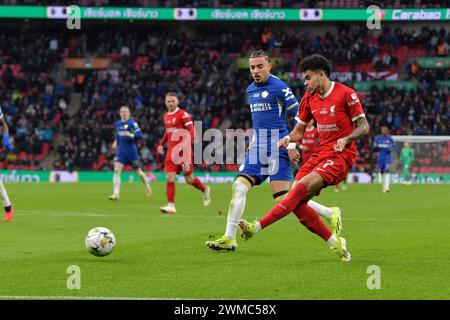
[
  {"left": 109, "top": 161, "right": 123, "bottom": 200},
  {"left": 134, "top": 167, "right": 152, "bottom": 197},
  {"left": 0, "top": 181, "right": 13, "bottom": 222},
  {"left": 160, "top": 172, "right": 177, "bottom": 214},
  {"left": 184, "top": 171, "right": 211, "bottom": 207}
]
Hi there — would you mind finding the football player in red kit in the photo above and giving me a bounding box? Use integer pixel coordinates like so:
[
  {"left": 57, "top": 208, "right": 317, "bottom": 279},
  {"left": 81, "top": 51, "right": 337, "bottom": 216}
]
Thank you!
[
  {"left": 157, "top": 92, "right": 211, "bottom": 214},
  {"left": 239, "top": 54, "right": 369, "bottom": 262}
]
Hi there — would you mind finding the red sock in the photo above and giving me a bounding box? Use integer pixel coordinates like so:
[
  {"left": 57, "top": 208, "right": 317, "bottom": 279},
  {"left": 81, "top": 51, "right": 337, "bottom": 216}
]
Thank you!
[
  {"left": 293, "top": 202, "right": 332, "bottom": 241},
  {"left": 166, "top": 182, "right": 175, "bottom": 203},
  {"left": 259, "top": 183, "right": 309, "bottom": 229},
  {"left": 192, "top": 177, "right": 206, "bottom": 192}
]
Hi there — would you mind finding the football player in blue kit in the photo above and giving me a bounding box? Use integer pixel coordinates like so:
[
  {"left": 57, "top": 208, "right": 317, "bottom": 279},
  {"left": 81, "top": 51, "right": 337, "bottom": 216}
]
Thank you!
[
  {"left": 373, "top": 126, "right": 397, "bottom": 193},
  {"left": 206, "top": 51, "right": 341, "bottom": 251},
  {"left": 109, "top": 106, "right": 152, "bottom": 200}
]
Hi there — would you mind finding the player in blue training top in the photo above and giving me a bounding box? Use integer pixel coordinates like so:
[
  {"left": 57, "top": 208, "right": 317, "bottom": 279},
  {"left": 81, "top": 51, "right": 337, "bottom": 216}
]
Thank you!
[
  {"left": 206, "top": 50, "right": 342, "bottom": 251},
  {"left": 109, "top": 105, "right": 152, "bottom": 200},
  {"left": 373, "top": 125, "right": 397, "bottom": 193},
  {"left": 0, "top": 106, "right": 14, "bottom": 222}
]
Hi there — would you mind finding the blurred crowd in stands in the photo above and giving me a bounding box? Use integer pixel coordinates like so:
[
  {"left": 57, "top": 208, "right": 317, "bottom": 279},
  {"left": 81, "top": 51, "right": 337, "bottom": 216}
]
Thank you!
[{"left": 0, "top": 22, "right": 448, "bottom": 173}]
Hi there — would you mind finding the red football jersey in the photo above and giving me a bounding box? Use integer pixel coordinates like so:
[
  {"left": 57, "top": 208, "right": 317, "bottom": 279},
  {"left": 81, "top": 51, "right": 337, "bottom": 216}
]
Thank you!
[
  {"left": 295, "top": 82, "right": 365, "bottom": 156},
  {"left": 161, "top": 107, "right": 194, "bottom": 150},
  {"left": 300, "top": 126, "right": 319, "bottom": 154}
]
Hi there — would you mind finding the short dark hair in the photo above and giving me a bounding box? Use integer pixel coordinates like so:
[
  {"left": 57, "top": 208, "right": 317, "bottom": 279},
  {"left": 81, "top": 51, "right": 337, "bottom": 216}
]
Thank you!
[
  {"left": 249, "top": 50, "right": 270, "bottom": 62},
  {"left": 298, "top": 54, "right": 332, "bottom": 77}
]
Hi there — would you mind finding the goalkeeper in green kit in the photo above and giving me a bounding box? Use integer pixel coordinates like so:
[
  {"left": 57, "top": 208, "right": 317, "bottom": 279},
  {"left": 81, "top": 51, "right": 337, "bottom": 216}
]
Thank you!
[{"left": 400, "top": 142, "right": 414, "bottom": 184}]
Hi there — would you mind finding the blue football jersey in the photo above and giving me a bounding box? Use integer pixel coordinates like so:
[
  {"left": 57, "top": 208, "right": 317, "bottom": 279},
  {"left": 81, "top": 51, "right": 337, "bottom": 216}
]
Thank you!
[
  {"left": 115, "top": 118, "right": 142, "bottom": 153},
  {"left": 246, "top": 74, "right": 299, "bottom": 148},
  {"left": 373, "top": 135, "right": 397, "bottom": 159}
]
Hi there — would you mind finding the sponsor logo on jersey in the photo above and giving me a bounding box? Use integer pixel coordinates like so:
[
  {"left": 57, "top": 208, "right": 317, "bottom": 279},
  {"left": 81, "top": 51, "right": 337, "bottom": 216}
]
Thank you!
[
  {"left": 282, "top": 87, "right": 292, "bottom": 97},
  {"left": 253, "top": 93, "right": 260, "bottom": 98},
  {"left": 319, "top": 107, "right": 328, "bottom": 115},
  {"left": 250, "top": 103, "right": 272, "bottom": 112},
  {"left": 317, "top": 123, "right": 339, "bottom": 132}
]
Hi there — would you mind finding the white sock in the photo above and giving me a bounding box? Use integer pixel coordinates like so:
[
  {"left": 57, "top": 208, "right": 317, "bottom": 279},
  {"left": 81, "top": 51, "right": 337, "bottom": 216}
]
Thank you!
[
  {"left": 224, "top": 181, "right": 250, "bottom": 240},
  {"left": 136, "top": 169, "right": 151, "bottom": 193},
  {"left": 113, "top": 171, "right": 121, "bottom": 195},
  {"left": 308, "top": 200, "right": 333, "bottom": 220},
  {"left": 385, "top": 173, "right": 390, "bottom": 190},
  {"left": 377, "top": 173, "right": 382, "bottom": 184},
  {"left": 254, "top": 221, "right": 262, "bottom": 233},
  {"left": 0, "top": 182, "right": 11, "bottom": 207},
  {"left": 327, "top": 234, "right": 337, "bottom": 246}
]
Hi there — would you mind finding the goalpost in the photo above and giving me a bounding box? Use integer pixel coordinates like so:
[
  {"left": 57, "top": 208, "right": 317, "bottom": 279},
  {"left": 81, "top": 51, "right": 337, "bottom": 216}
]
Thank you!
[{"left": 391, "top": 136, "right": 450, "bottom": 184}]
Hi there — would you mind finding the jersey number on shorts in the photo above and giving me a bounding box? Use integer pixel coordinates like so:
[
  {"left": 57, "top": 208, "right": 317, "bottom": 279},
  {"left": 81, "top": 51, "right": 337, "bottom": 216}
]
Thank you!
[{"left": 323, "top": 160, "right": 334, "bottom": 168}]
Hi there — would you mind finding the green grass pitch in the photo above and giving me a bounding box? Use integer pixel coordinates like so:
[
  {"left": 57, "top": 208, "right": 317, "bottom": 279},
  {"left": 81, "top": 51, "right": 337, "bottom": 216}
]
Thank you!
[{"left": 0, "top": 182, "right": 449, "bottom": 299}]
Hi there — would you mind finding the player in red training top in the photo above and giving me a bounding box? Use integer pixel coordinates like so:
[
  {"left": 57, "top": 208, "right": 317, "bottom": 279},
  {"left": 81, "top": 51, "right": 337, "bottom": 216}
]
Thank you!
[
  {"left": 239, "top": 54, "right": 369, "bottom": 262},
  {"left": 157, "top": 92, "right": 211, "bottom": 214}
]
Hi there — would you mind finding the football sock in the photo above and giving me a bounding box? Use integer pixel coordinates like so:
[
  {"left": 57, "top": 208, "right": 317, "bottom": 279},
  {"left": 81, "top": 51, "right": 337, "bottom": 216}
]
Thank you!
[
  {"left": 224, "top": 180, "right": 250, "bottom": 240},
  {"left": 113, "top": 171, "right": 121, "bottom": 195},
  {"left": 383, "top": 173, "right": 390, "bottom": 190},
  {"left": 259, "top": 183, "right": 308, "bottom": 229},
  {"left": 307, "top": 200, "right": 333, "bottom": 220},
  {"left": 327, "top": 234, "right": 338, "bottom": 247},
  {"left": 0, "top": 182, "right": 11, "bottom": 207},
  {"left": 192, "top": 177, "right": 206, "bottom": 192},
  {"left": 166, "top": 182, "right": 175, "bottom": 203},
  {"left": 293, "top": 202, "right": 333, "bottom": 241}
]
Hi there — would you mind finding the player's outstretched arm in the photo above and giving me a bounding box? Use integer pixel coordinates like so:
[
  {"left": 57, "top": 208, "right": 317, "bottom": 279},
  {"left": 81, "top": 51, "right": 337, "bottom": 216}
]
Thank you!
[
  {"left": 278, "top": 122, "right": 306, "bottom": 148},
  {"left": 334, "top": 117, "right": 369, "bottom": 152}
]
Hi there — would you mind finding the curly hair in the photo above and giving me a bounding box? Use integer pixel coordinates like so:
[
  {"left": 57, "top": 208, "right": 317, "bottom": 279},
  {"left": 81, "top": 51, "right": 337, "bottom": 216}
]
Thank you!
[{"left": 298, "top": 54, "right": 332, "bottom": 77}]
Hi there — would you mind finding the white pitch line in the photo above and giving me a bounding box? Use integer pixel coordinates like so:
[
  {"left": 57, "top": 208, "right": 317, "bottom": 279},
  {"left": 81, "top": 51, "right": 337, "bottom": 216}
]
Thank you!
[{"left": 0, "top": 295, "right": 197, "bottom": 300}]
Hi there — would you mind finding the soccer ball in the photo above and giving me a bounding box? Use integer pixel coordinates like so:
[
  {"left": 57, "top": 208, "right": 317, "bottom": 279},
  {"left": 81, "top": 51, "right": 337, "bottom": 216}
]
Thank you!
[{"left": 85, "top": 227, "right": 116, "bottom": 257}]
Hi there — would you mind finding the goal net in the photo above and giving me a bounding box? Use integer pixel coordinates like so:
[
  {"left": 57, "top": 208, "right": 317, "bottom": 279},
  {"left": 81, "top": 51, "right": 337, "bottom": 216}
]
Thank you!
[{"left": 391, "top": 136, "right": 450, "bottom": 184}]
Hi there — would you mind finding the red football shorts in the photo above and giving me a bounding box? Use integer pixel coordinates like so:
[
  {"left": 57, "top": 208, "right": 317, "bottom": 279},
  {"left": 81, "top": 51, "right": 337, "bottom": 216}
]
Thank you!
[
  {"left": 165, "top": 148, "right": 194, "bottom": 175},
  {"left": 295, "top": 150, "right": 356, "bottom": 187}
]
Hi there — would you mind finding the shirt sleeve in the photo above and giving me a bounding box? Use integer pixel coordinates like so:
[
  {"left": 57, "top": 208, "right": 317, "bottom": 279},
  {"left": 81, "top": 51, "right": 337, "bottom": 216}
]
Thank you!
[
  {"left": 278, "top": 84, "right": 299, "bottom": 113},
  {"left": 132, "top": 121, "right": 143, "bottom": 140},
  {"left": 344, "top": 88, "right": 365, "bottom": 122},
  {"left": 181, "top": 111, "right": 193, "bottom": 128},
  {"left": 295, "top": 93, "right": 312, "bottom": 126}
]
